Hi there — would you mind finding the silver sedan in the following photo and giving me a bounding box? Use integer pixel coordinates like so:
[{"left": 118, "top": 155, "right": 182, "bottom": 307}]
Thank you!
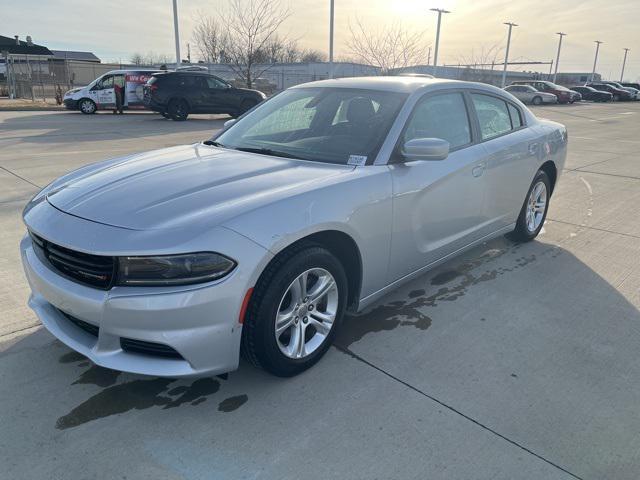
[
  {"left": 21, "top": 77, "right": 567, "bottom": 377},
  {"left": 504, "top": 84, "right": 558, "bottom": 105}
]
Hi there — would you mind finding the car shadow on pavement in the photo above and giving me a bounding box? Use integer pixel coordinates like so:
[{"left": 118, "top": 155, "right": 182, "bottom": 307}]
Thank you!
[{"left": 3, "top": 229, "right": 640, "bottom": 457}]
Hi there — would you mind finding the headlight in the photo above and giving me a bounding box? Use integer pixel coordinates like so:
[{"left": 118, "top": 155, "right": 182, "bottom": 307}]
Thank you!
[{"left": 116, "top": 252, "right": 236, "bottom": 286}]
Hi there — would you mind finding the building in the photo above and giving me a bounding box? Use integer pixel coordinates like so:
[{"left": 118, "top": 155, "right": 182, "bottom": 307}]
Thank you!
[{"left": 51, "top": 50, "right": 101, "bottom": 63}]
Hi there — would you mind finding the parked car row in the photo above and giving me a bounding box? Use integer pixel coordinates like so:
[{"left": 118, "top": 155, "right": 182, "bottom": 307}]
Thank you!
[
  {"left": 63, "top": 68, "right": 267, "bottom": 120},
  {"left": 504, "top": 79, "right": 640, "bottom": 105}
]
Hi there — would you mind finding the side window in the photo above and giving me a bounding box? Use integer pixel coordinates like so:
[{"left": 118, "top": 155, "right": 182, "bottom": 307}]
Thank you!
[
  {"left": 97, "top": 75, "right": 113, "bottom": 89},
  {"left": 471, "top": 94, "right": 512, "bottom": 140},
  {"left": 206, "top": 77, "right": 227, "bottom": 89},
  {"left": 508, "top": 104, "right": 523, "bottom": 129},
  {"left": 402, "top": 92, "right": 471, "bottom": 150}
]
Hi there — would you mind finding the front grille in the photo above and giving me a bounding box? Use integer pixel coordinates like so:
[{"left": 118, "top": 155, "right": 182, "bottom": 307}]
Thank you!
[
  {"left": 120, "top": 337, "right": 183, "bottom": 359},
  {"left": 30, "top": 232, "right": 115, "bottom": 289},
  {"left": 60, "top": 310, "right": 99, "bottom": 337}
]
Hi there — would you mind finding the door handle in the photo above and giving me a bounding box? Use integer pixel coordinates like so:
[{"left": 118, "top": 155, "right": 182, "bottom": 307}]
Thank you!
[{"left": 472, "top": 164, "right": 485, "bottom": 177}]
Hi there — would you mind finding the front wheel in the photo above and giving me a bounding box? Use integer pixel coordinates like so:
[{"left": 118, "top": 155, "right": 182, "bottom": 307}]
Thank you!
[
  {"left": 510, "top": 170, "right": 551, "bottom": 242},
  {"left": 168, "top": 99, "right": 189, "bottom": 120},
  {"left": 532, "top": 96, "right": 542, "bottom": 106},
  {"left": 79, "top": 99, "right": 96, "bottom": 114},
  {"left": 241, "top": 244, "right": 348, "bottom": 377}
]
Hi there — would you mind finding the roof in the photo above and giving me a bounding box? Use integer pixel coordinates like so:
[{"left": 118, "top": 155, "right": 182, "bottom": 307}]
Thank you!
[
  {"left": 0, "top": 35, "right": 52, "bottom": 56},
  {"left": 51, "top": 50, "right": 100, "bottom": 62},
  {"left": 292, "top": 76, "right": 501, "bottom": 94}
]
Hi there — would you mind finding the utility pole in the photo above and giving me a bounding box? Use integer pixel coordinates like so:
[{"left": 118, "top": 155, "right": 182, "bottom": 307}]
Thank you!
[
  {"left": 553, "top": 32, "right": 566, "bottom": 84},
  {"left": 620, "top": 48, "right": 630, "bottom": 82},
  {"left": 172, "top": 0, "right": 181, "bottom": 66},
  {"left": 501, "top": 22, "right": 518, "bottom": 88},
  {"left": 430, "top": 8, "right": 450, "bottom": 77},
  {"left": 187, "top": 43, "right": 191, "bottom": 64},
  {"left": 591, "top": 40, "right": 603, "bottom": 83},
  {"left": 329, "top": 0, "right": 335, "bottom": 79}
]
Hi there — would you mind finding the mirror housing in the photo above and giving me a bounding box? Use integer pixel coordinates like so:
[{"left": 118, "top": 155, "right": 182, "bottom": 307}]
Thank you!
[
  {"left": 223, "top": 118, "right": 237, "bottom": 129},
  {"left": 400, "top": 138, "right": 450, "bottom": 161}
]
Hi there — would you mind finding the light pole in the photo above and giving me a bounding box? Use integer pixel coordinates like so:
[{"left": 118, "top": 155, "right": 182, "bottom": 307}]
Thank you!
[
  {"left": 329, "top": 0, "right": 335, "bottom": 79},
  {"left": 501, "top": 22, "right": 518, "bottom": 88},
  {"left": 552, "top": 32, "right": 566, "bottom": 84},
  {"left": 591, "top": 40, "right": 603, "bottom": 83},
  {"left": 620, "top": 48, "right": 630, "bottom": 82},
  {"left": 172, "top": 0, "right": 181, "bottom": 66},
  {"left": 430, "top": 8, "right": 450, "bottom": 77}
]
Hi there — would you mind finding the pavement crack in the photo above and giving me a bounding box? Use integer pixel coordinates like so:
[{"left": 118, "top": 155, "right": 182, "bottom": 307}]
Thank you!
[
  {"left": 336, "top": 345, "right": 584, "bottom": 480},
  {"left": 0, "top": 165, "right": 41, "bottom": 189},
  {"left": 546, "top": 218, "right": 640, "bottom": 240}
]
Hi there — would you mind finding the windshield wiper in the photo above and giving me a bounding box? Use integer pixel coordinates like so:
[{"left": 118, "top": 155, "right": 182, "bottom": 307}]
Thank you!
[
  {"left": 233, "top": 147, "right": 302, "bottom": 160},
  {"left": 203, "top": 140, "right": 226, "bottom": 147}
]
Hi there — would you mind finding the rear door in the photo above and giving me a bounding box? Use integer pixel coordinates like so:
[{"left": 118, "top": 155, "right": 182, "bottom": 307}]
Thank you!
[
  {"left": 201, "top": 76, "right": 234, "bottom": 112},
  {"left": 388, "top": 91, "right": 489, "bottom": 281},
  {"left": 471, "top": 92, "right": 539, "bottom": 230}
]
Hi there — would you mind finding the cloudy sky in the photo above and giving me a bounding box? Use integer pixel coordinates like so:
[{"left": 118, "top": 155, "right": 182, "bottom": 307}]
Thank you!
[{"left": 6, "top": 0, "right": 640, "bottom": 80}]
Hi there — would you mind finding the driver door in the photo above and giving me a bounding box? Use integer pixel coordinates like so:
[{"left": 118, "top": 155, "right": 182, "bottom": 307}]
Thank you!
[
  {"left": 91, "top": 74, "right": 115, "bottom": 110},
  {"left": 388, "top": 91, "right": 490, "bottom": 282}
]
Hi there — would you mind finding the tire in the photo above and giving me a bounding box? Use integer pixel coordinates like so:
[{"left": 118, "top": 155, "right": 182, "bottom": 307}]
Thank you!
[
  {"left": 241, "top": 243, "right": 348, "bottom": 377},
  {"left": 79, "top": 99, "right": 96, "bottom": 114},
  {"left": 161, "top": 112, "right": 171, "bottom": 119},
  {"left": 168, "top": 99, "right": 189, "bottom": 120},
  {"left": 613, "top": 95, "right": 620, "bottom": 102},
  {"left": 532, "top": 96, "right": 542, "bottom": 106},
  {"left": 510, "top": 170, "right": 551, "bottom": 242}
]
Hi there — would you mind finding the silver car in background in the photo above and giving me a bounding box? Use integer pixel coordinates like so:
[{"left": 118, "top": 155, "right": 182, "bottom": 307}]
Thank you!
[
  {"left": 504, "top": 84, "right": 557, "bottom": 105},
  {"left": 21, "top": 77, "right": 567, "bottom": 378}
]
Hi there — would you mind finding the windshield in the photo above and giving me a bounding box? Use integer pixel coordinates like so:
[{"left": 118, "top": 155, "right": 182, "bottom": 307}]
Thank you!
[{"left": 214, "top": 87, "right": 408, "bottom": 165}]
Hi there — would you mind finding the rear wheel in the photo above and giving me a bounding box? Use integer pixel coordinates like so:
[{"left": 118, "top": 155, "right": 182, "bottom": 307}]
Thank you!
[
  {"left": 79, "top": 99, "right": 96, "bottom": 114},
  {"left": 532, "top": 96, "right": 542, "bottom": 106},
  {"left": 168, "top": 99, "right": 189, "bottom": 121},
  {"left": 241, "top": 244, "right": 348, "bottom": 377},
  {"left": 510, "top": 170, "right": 551, "bottom": 242}
]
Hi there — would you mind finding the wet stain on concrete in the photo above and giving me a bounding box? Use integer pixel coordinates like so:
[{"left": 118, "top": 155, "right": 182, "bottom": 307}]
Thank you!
[
  {"left": 56, "top": 378, "right": 175, "bottom": 430},
  {"left": 59, "top": 351, "right": 86, "bottom": 364},
  {"left": 72, "top": 365, "right": 121, "bottom": 388},
  {"left": 218, "top": 394, "right": 248, "bottom": 412},
  {"left": 337, "top": 240, "right": 563, "bottom": 348},
  {"left": 163, "top": 378, "right": 220, "bottom": 409}
]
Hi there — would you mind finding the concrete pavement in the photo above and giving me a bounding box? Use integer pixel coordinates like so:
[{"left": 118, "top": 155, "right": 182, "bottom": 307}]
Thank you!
[{"left": 1, "top": 104, "right": 639, "bottom": 479}]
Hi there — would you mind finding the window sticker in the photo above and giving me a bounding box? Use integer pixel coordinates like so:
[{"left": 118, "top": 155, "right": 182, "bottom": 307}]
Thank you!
[{"left": 347, "top": 155, "right": 367, "bottom": 166}]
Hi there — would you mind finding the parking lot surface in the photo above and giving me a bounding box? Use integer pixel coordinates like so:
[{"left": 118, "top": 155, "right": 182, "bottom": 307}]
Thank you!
[{"left": 1, "top": 104, "right": 639, "bottom": 479}]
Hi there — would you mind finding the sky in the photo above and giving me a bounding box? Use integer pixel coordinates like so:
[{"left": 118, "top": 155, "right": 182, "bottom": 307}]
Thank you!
[{"left": 4, "top": 0, "right": 639, "bottom": 81}]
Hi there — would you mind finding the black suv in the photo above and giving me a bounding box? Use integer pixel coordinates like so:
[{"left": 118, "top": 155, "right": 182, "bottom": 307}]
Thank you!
[{"left": 143, "top": 71, "right": 266, "bottom": 120}]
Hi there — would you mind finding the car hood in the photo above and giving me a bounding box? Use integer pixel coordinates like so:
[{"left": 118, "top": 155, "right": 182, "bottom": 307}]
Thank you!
[{"left": 46, "top": 144, "right": 353, "bottom": 230}]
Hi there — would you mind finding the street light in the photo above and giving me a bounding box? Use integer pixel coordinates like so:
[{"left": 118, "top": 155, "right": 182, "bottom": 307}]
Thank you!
[
  {"left": 501, "top": 22, "right": 518, "bottom": 88},
  {"left": 552, "top": 32, "right": 566, "bottom": 84},
  {"left": 430, "top": 8, "right": 450, "bottom": 77},
  {"left": 329, "top": 0, "right": 335, "bottom": 79},
  {"left": 172, "top": 0, "right": 181, "bottom": 65},
  {"left": 591, "top": 40, "right": 603, "bottom": 83},
  {"left": 620, "top": 48, "right": 630, "bottom": 82}
]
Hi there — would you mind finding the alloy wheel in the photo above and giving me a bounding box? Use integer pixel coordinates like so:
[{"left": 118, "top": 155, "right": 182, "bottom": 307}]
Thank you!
[
  {"left": 525, "top": 181, "right": 547, "bottom": 233},
  {"left": 274, "top": 268, "right": 338, "bottom": 359}
]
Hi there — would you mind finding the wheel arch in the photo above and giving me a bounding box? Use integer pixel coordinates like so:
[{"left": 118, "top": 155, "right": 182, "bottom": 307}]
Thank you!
[
  {"left": 539, "top": 160, "right": 557, "bottom": 194},
  {"left": 257, "top": 229, "right": 363, "bottom": 312}
]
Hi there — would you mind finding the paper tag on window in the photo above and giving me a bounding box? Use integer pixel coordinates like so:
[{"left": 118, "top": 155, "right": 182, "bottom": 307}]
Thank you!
[{"left": 347, "top": 155, "right": 367, "bottom": 166}]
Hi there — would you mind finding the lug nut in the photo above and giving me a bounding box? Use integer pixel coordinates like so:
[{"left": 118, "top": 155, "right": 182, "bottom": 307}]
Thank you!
[
  {"left": 308, "top": 305, "right": 314, "bottom": 311},
  {"left": 303, "top": 316, "right": 308, "bottom": 323}
]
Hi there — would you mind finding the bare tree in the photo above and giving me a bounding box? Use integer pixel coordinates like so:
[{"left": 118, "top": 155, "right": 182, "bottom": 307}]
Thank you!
[
  {"left": 300, "top": 49, "right": 326, "bottom": 63},
  {"left": 130, "top": 53, "right": 144, "bottom": 66},
  {"left": 191, "top": 14, "right": 230, "bottom": 64},
  {"left": 346, "top": 18, "right": 428, "bottom": 73},
  {"left": 456, "top": 44, "right": 504, "bottom": 84},
  {"left": 222, "top": 0, "right": 292, "bottom": 87}
]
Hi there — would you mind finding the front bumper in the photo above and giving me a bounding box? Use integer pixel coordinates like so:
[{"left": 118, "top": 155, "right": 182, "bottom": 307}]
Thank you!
[
  {"left": 63, "top": 98, "right": 78, "bottom": 110},
  {"left": 20, "top": 203, "right": 271, "bottom": 377}
]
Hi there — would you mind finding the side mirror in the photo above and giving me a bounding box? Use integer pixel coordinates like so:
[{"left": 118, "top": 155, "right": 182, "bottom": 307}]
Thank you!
[
  {"left": 401, "top": 138, "right": 450, "bottom": 161},
  {"left": 223, "top": 118, "right": 237, "bottom": 129}
]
